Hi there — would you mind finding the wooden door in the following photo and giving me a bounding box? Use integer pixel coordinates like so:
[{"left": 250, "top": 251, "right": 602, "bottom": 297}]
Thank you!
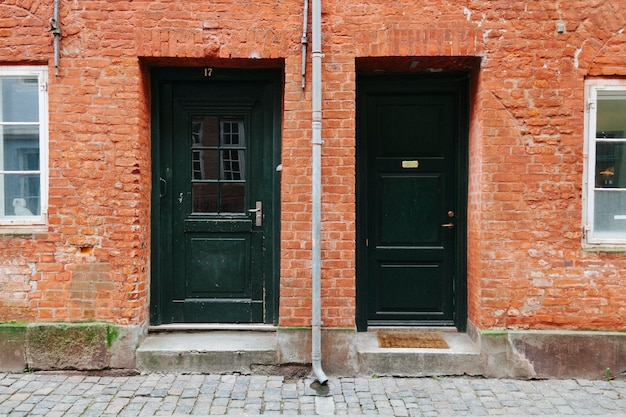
[
  {"left": 151, "top": 68, "right": 280, "bottom": 324},
  {"left": 357, "top": 74, "right": 468, "bottom": 329}
]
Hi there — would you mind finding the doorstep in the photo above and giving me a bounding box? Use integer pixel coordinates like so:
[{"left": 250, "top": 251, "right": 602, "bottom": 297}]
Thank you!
[
  {"left": 136, "top": 326, "right": 483, "bottom": 377},
  {"left": 356, "top": 329, "right": 483, "bottom": 377},
  {"left": 136, "top": 329, "right": 277, "bottom": 374}
]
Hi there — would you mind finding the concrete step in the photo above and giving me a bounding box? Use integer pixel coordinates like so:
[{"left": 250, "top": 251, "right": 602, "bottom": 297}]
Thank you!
[
  {"left": 136, "top": 328, "right": 483, "bottom": 377},
  {"left": 356, "top": 330, "right": 483, "bottom": 377},
  {"left": 136, "top": 330, "right": 277, "bottom": 374}
]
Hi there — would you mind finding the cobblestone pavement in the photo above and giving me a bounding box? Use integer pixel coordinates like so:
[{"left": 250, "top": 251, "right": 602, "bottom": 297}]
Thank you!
[{"left": 2, "top": 372, "right": 626, "bottom": 416}]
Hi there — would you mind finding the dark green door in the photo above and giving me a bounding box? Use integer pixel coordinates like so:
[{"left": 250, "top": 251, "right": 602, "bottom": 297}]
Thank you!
[
  {"left": 151, "top": 68, "right": 280, "bottom": 324},
  {"left": 357, "top": 75, "right": 468, "bottom": 330}
]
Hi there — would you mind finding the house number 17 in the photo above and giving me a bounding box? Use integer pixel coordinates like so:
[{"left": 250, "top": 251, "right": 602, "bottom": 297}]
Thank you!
[{"left": 204, "top": 68, "right": 213, "bottom": 77}]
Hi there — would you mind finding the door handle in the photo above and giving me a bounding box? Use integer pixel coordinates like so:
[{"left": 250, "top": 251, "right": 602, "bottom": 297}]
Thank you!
[
  {"left": 248, "top": 201, "right": 262, "bottom": 226},
  {"left": 441, "top": 223, "right": 455, "bottom": 229},
  {"left": 159, "top": 177, "right": 167, "bottom": 197}
]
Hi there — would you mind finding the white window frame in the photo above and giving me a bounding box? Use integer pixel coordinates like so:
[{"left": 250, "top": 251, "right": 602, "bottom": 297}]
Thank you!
[
  {"left": 0, "top": 66, "right": 48, "bottom": 228},
  {"left": 583, "top": 78, "right": 626, "bottom": 247}
]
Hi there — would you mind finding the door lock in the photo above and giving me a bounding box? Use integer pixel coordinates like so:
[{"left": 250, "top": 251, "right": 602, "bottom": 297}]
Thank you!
[
  {"left": 441, "top": 223, "right": 455, "bottom": 229},
  {"left": 248, "top": 201, "right": 262, "bottom": 226}
]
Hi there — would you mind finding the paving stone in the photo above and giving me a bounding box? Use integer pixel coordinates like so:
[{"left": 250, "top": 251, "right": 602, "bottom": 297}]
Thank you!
[
  {"left": 150, "top": 389, "right": 168, "bottom": 398},
  {"left": 181, "top": 388, "right": 200, "bottom": 398},
  {"left": 212, "top": 397, "right": 229, "bottom": 406},
  {"left": 3, "top": 373, "right": 626, "bottom": 416}
]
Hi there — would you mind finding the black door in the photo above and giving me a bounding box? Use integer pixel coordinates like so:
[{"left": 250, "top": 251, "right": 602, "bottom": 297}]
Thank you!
[
  {"left": 151, "top": 68, "right": 281, "bottom": 324},
  {"left": 357, "top": 74, "right": 468, "bottom": 330}
]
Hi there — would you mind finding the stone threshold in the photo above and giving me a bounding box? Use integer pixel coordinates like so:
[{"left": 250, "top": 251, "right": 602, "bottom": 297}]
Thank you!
[
  {"left": 148, "top": 323, "right": 278, "bottom": 332},
  {"left": 135, "top": 327, "right": 483, "bottom": 377}
]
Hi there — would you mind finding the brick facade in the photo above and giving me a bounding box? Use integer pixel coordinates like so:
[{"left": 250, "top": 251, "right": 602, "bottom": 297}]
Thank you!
[{"left": 1, "top": 0, "right": 626, "bottom": 359}]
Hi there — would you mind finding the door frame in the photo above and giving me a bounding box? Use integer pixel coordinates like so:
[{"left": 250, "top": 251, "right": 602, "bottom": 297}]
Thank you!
[
  {"left": 355, "top": 73, "right": 469, "bottom": 332},
  {"left": 149, "top": 67, "right": 282, "bottom": 326}
]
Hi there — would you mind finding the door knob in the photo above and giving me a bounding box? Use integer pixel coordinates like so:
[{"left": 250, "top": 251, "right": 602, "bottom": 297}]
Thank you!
[{"left": 441, "top": 223, "right": 455, "bottom": 229}]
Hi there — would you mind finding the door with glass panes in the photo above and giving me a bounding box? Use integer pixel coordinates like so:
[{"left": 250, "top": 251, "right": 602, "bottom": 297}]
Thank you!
[{"left": 151, "top": 68, "right": 280, "bottom": 324}]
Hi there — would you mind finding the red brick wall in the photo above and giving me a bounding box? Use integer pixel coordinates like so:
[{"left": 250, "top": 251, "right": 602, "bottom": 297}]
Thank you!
[
  {"left": 1, "top": 0, "right": 626, "bottom": 331},
  {"left": 467, "top": 1, "right": 626, "bottom": 329}
]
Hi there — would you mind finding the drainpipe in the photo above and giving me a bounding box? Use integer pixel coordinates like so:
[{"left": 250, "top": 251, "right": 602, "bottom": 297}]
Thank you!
[
  {"left": 49, "top": 0, "right": 61, "bottom": 77},
  {"left": 310, "top": 0, "right": 328, "bottom": 386},
  {"left": 301, "top": 0, "right": 308, "bottom": 89}
]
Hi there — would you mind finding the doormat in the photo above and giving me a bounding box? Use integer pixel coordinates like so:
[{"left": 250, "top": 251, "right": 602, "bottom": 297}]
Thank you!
[{"left": 377, "top": 331, "right": 449, "bottom": 349}]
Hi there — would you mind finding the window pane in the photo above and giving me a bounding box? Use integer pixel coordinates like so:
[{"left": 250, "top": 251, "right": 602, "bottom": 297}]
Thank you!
[
  {"left": 1, "top": 76, "right": 39, "bottom": 123},
  {"left": 2, "top": 125, "right": 39, "bottom": 171},
  {"left": 192, "top": 182, "right": 217, "bottom": 213},
  {"left": 597, "top": 93, "right": 626, "bottom": 139},
  {"left": 1, "top": 173, "right": 40, "bottom": 216},
  {"left": 221, "top": 183, "right": 245, "bottom": 213},
  {"left": 221, "top": 149, "right": 245, "bottom": 180},
  {"left": 192, "top": 149, "right": 218, "bottom": 180},
  {"left": 221, "top": 119, "right": 245, "bottom": 147},
  {"left": 192, "top": 116, "right": 218, "bottom": 147},
  {"left": 595, "top": 142, "right": 626, "bottom": 188},
  {"left": 593, "top": 190, "right": 626, "bottom": 239}
]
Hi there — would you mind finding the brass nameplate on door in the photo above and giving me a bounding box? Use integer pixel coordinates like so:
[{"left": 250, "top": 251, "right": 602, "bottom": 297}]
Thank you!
[{"left": 402, "top": 160, "right": 419, "bottom": 169}]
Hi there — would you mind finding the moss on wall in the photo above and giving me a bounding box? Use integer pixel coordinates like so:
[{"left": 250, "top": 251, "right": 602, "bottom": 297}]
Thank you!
[{"left": 25, "top": 322, "right": 111, "bottom": 371}]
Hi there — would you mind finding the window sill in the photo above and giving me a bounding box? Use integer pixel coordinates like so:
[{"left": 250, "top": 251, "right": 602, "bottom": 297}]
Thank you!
[
  {"left": 0, "top": 225, "right": 48, "bottom": 235},
  {"left": 582, "top": 243, "right": 626, "bottom": 253}
]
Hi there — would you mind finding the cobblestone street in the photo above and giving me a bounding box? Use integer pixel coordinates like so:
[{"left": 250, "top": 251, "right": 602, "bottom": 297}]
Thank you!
[{"left": 2, "top": 372, "right": 626, "bottom": 416}]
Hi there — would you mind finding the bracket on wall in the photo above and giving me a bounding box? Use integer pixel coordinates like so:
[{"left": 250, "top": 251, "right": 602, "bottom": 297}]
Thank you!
[{"left": 48, "top": 0, "right": 61, "bottom": 76}]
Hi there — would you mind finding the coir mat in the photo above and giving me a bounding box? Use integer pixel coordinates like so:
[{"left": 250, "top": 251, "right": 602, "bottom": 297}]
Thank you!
[{"left": 377, "top": 331, "right": 449, "bottom": 349}]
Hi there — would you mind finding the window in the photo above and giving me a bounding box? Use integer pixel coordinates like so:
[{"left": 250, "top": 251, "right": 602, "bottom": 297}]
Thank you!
[
  {"left": 0, "top": 67, "right": 48, "bottom": 226},
  {"left": 190, "top": 116, "right": 246, "bottom": 214},
  {"left": 584, "top": 79, "right": 626, "bottom": 246}
]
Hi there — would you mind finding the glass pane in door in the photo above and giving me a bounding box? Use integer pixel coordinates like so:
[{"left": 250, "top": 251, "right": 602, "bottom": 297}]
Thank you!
[{"left": 191, "top": 116, "right": 246, "bottom": 214}]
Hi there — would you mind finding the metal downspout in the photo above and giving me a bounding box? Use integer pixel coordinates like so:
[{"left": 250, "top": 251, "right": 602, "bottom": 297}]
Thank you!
[
  {"left": 310, "top": 0, "right": 328, "bottom": 385},
  {"left": 49, "top": 0, "right": 61, "bottom": 77},
  {"left": 301, "top": 0, "right": 308, "bottom": 89}
]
